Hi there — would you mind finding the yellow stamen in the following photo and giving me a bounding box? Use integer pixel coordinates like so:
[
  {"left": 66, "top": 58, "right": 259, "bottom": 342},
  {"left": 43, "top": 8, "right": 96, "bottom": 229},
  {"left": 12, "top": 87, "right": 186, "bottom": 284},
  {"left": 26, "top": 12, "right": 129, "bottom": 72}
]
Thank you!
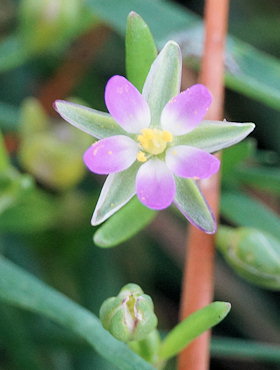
[
  {"left": 137, "top": 128, "right": 173, "bottom": 155},
  {"left": 162, "top": 130, "right": 173, "bottom": 142},
  {"left": 137, "top": 151, "right": 147, "bottom": 162}
]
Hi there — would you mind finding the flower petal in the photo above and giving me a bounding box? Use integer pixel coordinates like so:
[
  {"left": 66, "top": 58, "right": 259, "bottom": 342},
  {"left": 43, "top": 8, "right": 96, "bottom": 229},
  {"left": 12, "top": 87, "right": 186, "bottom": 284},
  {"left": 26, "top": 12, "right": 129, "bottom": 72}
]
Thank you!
[
  {"left": 83, "top": 135, "right": 138, "bottom": 174},
  {"left": 160, "top": 84, "right": 212, "bottom": 135},
  {"left": 105, "top": 75, "right": 150, "bottom": 133},
  {"left": 136, "top": 159, "right": 175, "bottom": 210},
  {"left": 166, "top": 145, "right": 220, "bottom": 179},
  {"left": 92, "top": 162, "right": 140, "bottom": 225}
]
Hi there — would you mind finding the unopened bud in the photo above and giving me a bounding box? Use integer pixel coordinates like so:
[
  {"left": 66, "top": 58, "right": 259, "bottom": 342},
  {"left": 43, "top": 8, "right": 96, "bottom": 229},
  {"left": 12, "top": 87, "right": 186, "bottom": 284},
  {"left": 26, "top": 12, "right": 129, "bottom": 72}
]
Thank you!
[
  {"left": 99, "top": 283, "right": 158, "bottom": 342},
  {"left": 216, "top": 226, "right": 280, "bottom": 290}
]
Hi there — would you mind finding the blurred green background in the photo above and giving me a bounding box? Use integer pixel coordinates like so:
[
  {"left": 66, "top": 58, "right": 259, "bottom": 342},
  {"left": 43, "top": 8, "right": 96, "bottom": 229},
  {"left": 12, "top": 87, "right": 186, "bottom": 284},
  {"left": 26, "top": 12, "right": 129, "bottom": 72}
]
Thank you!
[{"left": 0, "top": 0, "right": 280, "bottom": 369}]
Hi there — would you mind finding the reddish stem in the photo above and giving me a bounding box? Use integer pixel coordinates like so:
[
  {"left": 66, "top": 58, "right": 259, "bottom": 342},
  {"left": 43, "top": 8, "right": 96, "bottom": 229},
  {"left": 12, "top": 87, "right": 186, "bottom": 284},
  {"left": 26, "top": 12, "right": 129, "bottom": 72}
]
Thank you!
[{"left": 178, "top": 1, "right": 229, "bottom": 369}]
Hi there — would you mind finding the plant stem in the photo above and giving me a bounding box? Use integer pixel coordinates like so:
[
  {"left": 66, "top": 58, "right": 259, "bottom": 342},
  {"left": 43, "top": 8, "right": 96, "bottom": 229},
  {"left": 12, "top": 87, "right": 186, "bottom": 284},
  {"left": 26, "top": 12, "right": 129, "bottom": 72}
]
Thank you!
[{"left": 178, "top": 1, "right": 229, "bottom": 369}]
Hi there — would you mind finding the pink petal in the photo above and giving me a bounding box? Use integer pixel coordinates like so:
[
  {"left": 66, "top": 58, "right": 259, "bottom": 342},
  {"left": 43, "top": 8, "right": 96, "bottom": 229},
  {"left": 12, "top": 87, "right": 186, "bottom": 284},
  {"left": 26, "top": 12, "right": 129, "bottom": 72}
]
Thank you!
[
  {"left": 160, "top": 84, "right": 212, "bottom": 135},
  {"left": 105, "top": 75, "right": 151, "bottom": 133},
  {"left": 136, "top": 159, "right": 176, "bottom": 210},
  {"left": 83, "top": 135, "right": 138, "bottom": 174},
  {"left": 166, "top": 145, "right": 220, "bottom": 179}
]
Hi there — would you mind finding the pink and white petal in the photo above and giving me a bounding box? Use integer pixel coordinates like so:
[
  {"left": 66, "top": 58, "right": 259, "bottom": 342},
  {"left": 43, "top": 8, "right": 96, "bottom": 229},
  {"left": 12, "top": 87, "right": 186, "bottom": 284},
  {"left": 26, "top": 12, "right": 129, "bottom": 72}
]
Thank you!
[
  {"left": 166, "top": 145, "right": 220, "bottom": 179},
  {"left": 105, "top": 75, "right": 151, "bottom": 133},
  {"left": 83, "top": 135, "right": 138, "bottom": 174},
  {"left": 136, "top": 159, "right": 176, "bottom": 210},
  {"left": 160, "top": 84, "right": 212, "bottom": 136}
]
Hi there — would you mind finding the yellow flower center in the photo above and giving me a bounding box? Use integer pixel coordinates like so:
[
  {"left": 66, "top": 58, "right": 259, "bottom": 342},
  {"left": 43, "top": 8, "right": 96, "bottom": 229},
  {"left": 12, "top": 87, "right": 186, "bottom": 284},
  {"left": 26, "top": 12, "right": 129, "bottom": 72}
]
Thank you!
[{"left": 136, "top": 129, "right": 173, "bottom": 162}]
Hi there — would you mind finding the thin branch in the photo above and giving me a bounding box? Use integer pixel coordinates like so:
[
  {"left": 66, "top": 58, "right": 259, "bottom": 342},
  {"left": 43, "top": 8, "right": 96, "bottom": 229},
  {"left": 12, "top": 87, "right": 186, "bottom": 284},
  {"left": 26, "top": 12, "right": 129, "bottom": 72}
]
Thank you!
[{"left": 178, "top": 1, "right": 229, "bottom": 369}]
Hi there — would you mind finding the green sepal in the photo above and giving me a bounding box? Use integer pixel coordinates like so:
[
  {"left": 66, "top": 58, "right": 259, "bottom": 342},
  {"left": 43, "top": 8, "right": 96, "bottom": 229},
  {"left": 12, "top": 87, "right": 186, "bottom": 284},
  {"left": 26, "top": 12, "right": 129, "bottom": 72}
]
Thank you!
[
  {"left": 92, "top": 162, "right": 140, "bottom": 225},
  {"left": 142, "top": 41, "right": 181, "bottom": 127},
  {"left": 174, "top": 121, "right": 255, "bottom": 153},
  {"left": 159, "top": 302, "right": 231, "bottom": 361},
  {"left": 54, "top": 100, "right": 126, "bottom": 139},
  {"left": 174, "top": 177, "right": 216, "bottom": 234},
  {"left": 216, "top": 226, "right": 280, "bottom": 290},
  {"left": 94, "top": 197, "right": 156, "bottom": 247},
  {"left": 126, "top": 12, "right": 157, "bottom": 91}
]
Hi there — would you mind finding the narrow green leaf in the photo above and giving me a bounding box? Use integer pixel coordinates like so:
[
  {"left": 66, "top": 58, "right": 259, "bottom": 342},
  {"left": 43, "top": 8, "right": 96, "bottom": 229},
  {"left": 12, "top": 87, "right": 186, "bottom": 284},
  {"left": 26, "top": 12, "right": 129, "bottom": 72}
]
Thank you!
[
  {"left": 142, "top": 41, "right": 181, "bottom": 126},
  {"left": 211, "top": 336, "right": 280, "bottom": 363},
  {"left": 174, "top": 121, "right": 255, "bottom": 154},
  {"left": 159, "top": 302, "right": 231, "bottom": 361},
  {"left": 0, "top": 257, "right": 154, "bottom": 370},
  {"left": 94, "top": 197, "right": 156, "bottom": 247},
  {"left": 174, "top": 177, "right": 216, "bottom": 234},
  {"left": 54, "top": 100, "right": 126, "bottom": 139},
  {"left": 235, "top": 166, "right": 280, "bottom": 195},
  {"left": 222, "top": 139, "right": 255, "bottom": 177},
  {"left": 221, "top": 191, "right": 280, "bottom": 240},
  {"left": 126, "top": 12, "right": 157, "bottom": 91},
  {"left": 87, "top": 0, "right": 280, "bottom": 112},
  {"left": 86, "top": 0, "right": 196, "bottom": 42}
]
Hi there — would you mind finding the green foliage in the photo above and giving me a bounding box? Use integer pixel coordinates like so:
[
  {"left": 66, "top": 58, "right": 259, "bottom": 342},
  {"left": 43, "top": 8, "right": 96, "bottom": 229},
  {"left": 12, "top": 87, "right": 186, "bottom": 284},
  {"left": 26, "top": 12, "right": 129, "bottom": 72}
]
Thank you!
[
  {"left": 217, "top": 227, "right": 280, "bottom": 290},
  {"left": 0, "top": 257, "right": 153, "bottom": 370},
  {"left": 159, "top": 302, "right": 231, "bottom": 361},
  {"left": 0, "top": 2, "right": 280, "bottom": 368},
  {"left": 126, "top": 12, "right": 157, "bottom": 91},
  {"left": 221, "top": 191, "right": 280, "bottom": 240},
  {"left": 86, "top": 0, "right": 280, "bottom": 112},
  {"left": 94, "top": 197, "right": 156, "bottom": 248}
]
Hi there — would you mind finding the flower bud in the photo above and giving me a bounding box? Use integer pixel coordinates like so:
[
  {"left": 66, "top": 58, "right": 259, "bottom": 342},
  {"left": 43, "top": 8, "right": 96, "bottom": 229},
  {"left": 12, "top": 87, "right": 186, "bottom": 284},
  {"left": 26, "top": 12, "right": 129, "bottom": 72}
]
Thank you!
[
  {"left": 216, "top": 226, "right": 280, "bottom": 290},
  {"left": 99, "top": 284, "right": 158, "bottom": 342}
]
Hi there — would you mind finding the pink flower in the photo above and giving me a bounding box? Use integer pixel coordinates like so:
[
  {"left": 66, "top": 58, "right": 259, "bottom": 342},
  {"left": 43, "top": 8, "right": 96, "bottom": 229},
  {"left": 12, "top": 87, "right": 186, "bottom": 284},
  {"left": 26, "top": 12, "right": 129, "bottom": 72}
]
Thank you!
[
  {"left": 83, "top": 76, "right": 219, "bottom": 211},
  {"left": 54, "top": 41, "right": 254, "bottom": 233}
]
